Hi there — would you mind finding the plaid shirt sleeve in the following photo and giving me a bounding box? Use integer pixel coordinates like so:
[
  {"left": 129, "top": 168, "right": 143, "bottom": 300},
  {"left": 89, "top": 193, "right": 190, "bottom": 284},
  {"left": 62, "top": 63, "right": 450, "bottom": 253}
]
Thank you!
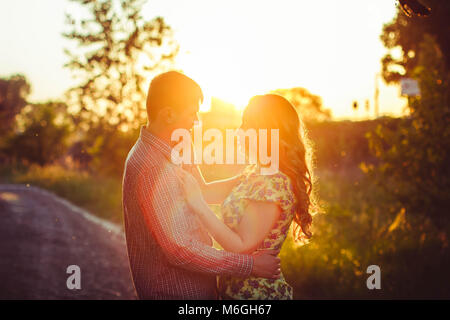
[{"left": 137, "top": 164, "right": 253, "bottom": 278}]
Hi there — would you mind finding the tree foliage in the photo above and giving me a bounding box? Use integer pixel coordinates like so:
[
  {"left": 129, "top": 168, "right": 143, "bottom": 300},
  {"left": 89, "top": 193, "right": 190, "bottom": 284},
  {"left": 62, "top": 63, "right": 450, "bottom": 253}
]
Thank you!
[
  {"left": 62, "top": 0, "right": 178, "bottom": 175},
  {"left": 368, "top": 4, "right": 450, "bottom": 225},
  {"left": 381, "top": 0, "right": 450, "bottom": 83},
  {"left": 3, "top": 102, "right": 71, "bottom": 166},
  {"left": 0, "top": 74, "right": 30, "bottom": 136},
  {"left": 63, "top": 0, "right": 178, "bottom": 133},
  {"left": 271, "top": 87, "right": 332, "bottom": 123}
]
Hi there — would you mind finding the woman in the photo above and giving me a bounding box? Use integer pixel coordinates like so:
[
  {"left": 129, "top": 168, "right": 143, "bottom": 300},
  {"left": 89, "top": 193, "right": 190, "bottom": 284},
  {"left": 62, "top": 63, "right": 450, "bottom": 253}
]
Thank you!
[{"left": 178, "top": 94, "right": 318, "bottom": 300}]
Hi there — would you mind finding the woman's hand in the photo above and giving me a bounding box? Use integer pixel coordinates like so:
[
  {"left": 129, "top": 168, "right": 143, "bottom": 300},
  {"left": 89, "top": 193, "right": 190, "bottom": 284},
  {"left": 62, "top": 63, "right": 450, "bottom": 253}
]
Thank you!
[{"left": 177, "top": 168, "right": 207, "bottom": 213}]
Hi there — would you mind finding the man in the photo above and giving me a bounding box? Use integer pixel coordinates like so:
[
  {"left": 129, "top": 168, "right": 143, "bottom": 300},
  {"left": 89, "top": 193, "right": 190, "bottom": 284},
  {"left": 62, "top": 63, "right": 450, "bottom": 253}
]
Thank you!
[{"left": 122, "top": 71, "right": 280, "bottom": 299}]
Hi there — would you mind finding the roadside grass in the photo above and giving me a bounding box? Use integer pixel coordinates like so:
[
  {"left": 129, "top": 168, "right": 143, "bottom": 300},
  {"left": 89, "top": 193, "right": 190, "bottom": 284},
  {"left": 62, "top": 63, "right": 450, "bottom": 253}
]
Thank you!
[
  {"left": 2, "top": 163, "right": 449, "bottom": 298},
  {"left": 281, "top": 169, "right": 450, "bottom": 299},
  {"left": 1, "top": 164, "right": 123, "bottom": 223}
]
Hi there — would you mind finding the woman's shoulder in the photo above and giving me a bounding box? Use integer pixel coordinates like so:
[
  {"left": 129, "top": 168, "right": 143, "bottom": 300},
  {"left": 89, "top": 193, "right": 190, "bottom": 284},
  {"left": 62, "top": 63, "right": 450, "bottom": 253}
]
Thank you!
[
  {"left": 241, "top": 164, "right": 290, "bottom": 183},
  {"left": 241, "top": 166, "right": 296, "bottom": 209},
  {"left": 251, "top": 166, "right": 293, "bottom": 190}
]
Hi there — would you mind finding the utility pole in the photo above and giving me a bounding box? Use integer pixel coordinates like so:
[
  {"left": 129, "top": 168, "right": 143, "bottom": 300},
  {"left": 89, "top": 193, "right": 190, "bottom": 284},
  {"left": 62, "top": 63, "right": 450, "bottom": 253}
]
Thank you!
[{"left": 374, "top": 73, "right": 380, "bottom": 119}]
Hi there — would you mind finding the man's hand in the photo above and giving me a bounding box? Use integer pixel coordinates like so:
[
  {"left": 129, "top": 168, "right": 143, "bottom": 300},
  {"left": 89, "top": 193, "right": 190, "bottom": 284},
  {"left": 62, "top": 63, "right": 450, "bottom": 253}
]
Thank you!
[{"left": 250, "top": 249, "right": 281, "bottom": 279}]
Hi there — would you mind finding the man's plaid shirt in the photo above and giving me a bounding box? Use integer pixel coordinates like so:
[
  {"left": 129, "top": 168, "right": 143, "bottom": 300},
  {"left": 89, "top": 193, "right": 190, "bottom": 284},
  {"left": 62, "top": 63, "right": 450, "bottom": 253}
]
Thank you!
[{"left": 122, "top": 127, "right": 253, "bottom": 299}]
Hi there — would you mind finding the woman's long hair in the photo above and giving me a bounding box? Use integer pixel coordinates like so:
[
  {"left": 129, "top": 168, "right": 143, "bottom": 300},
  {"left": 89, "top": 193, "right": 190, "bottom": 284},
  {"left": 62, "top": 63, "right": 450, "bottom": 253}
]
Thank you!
[{"left": 241, "top": 94, "right": 320, "bottom": 242}]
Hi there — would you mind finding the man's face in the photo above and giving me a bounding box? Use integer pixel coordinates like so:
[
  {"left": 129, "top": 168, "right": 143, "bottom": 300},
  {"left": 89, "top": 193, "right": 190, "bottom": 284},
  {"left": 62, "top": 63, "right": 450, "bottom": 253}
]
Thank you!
[{"left": 171, "top": 101, "right": 200, "bottom": 132}]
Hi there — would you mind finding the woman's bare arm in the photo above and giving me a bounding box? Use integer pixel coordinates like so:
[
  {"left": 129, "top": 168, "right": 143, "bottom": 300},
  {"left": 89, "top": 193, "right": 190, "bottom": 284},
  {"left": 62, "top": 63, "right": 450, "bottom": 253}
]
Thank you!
[
  {"left": 192, "top": 199, "right": 281, "bottom": 254},
  {"left": 178, "top": 168, "right": 280, "bottom": 253},
  {"left": 185, "top": 165, "right": 242, "bottom": 204}
]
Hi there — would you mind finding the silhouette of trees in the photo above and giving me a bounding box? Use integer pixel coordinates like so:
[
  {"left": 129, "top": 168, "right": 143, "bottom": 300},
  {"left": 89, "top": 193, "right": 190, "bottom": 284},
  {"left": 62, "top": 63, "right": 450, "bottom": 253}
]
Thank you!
[
  {"left": 3, "top": 102, "right": 71, "bottom": 166},
  {"left": 64, "top": 0, "right": 177, "bottom": 131},
  {"left": 271, "top": 87, "right": 331, "bottom": 123},
  {"left": 63, "top": 0, "right": 178, "bottom": 175},
  {"left": 381, "top": 0, "right": 450, "bottom": 83},
  {"left": 368, "top": 3, "right": 450, "bottom": 225},
  {"left": 0, "top": 74, "right": 30, "bottom": 136}
]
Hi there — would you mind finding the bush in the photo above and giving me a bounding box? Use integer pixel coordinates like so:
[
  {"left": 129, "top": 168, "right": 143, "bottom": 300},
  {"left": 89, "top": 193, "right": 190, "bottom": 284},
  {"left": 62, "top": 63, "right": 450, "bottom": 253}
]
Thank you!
[{"left": 281, "top": 169, "right": 450, "bottom": 299}]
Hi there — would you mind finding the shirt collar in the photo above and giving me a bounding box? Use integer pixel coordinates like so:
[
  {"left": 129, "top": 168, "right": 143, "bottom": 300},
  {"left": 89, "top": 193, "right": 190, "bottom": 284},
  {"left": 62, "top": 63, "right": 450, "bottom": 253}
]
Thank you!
[{"left": 139, "top": 126, "right": 177, "bottom": 164}]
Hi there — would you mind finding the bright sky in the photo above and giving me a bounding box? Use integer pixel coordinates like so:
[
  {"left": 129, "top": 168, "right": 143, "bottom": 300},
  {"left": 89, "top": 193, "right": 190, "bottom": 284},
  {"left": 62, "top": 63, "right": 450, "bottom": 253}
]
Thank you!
[{"left": 0, "top": 0, "right": 408, "bottom": 120}]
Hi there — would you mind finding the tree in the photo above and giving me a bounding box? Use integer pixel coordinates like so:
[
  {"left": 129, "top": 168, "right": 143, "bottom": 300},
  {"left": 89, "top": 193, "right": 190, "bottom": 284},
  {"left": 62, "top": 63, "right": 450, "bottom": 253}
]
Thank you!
[
  {"left": 4, "top": 102, "right": 71, "bottom": 166},
  {"left": 381, "top": 0, "right": 450, "bottom": 83},
  {"left": 63, "top": 0, "right": 177, "bottom": 131},
  {"left": 63, "top": 0, "right": 178, "bottom": 174},
  {"left": 0, "top": 74, "right": 30, "bottom": 136},
  {"left": 367, "top": 4, "right": 450, "bottom": 225},
  {"left": 271, "top": 87, "right": 331, "bottom": 123}
]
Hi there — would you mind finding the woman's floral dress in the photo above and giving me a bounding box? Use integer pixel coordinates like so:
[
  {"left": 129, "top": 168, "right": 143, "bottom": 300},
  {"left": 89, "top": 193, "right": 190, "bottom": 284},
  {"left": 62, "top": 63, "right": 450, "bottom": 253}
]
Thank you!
[{"left": 218, "top": 164, "right": 297, "bottom": 300}]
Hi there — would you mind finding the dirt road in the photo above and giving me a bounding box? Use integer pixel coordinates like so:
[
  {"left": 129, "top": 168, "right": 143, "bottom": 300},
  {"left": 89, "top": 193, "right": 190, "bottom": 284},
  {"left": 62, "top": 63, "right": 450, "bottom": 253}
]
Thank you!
[{"left": 0, "top": 185, "right": 137, "bottom": 300}]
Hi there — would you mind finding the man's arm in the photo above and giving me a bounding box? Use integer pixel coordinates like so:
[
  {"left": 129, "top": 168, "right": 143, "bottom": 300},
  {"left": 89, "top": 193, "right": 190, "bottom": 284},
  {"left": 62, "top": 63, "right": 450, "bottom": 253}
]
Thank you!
[{"left": 137, "top": 164, "right": 252, "bottom": 277}]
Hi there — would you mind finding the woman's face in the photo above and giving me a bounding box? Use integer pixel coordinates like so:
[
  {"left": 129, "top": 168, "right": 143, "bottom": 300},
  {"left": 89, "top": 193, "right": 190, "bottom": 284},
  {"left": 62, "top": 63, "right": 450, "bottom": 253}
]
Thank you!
[
  {"left": 236, "top": 124, "right": 281, "bottom": 175},
  {"left": 237, "top": 120, "right": 260, "bottom": 165}
]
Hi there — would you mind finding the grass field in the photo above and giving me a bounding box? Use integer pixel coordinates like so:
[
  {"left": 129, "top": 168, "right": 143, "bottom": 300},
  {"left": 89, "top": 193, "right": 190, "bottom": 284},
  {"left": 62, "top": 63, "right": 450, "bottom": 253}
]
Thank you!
[{"left": 2, "top": 162, "right": 449, "bottom": 299}]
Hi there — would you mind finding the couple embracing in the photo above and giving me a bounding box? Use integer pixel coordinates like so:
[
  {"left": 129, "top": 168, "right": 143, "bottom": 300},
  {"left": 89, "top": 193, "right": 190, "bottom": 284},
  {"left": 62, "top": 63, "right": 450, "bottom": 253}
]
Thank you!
[{"left": 122, "top": 71, "right": 316, "bottom": 300}]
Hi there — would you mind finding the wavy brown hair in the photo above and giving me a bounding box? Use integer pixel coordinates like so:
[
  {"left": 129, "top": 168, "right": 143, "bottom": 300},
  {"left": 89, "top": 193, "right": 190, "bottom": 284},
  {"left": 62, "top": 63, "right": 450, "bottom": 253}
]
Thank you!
[{"left": 241, "top": 94, "right": 320, "bottom": 242}]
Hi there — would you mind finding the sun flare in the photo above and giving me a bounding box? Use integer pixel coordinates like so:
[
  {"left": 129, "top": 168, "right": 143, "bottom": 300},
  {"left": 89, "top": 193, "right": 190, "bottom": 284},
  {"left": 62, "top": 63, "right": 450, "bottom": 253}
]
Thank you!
[{"left": 176, "top": 51, "right": 263, "bottom": 113}]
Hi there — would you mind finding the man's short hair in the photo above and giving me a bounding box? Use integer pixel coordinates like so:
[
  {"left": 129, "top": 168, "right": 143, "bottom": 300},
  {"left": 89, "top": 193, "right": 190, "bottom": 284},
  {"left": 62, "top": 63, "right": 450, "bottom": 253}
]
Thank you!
[{"left": 146, "top": 71, "right": 204, "bottom": 120}]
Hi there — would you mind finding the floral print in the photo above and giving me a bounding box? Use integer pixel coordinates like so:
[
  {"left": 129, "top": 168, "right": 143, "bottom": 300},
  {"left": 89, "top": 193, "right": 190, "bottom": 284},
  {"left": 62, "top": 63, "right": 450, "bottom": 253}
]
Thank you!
[{"left": 218, "top": 164, "right": 296, "bottom": 300}]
